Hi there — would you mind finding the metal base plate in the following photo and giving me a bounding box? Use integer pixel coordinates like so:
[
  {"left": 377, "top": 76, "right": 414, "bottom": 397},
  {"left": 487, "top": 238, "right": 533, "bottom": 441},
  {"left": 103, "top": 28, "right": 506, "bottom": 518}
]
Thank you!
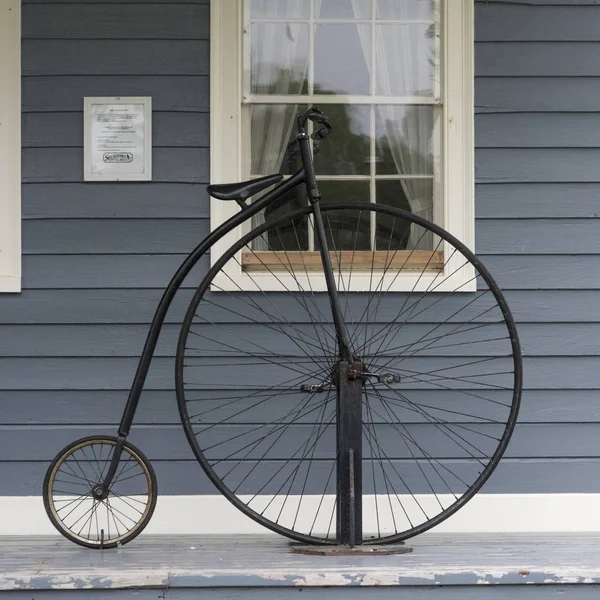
[{"left": 290, "top": 542, "right": 413, "bottom": 556}]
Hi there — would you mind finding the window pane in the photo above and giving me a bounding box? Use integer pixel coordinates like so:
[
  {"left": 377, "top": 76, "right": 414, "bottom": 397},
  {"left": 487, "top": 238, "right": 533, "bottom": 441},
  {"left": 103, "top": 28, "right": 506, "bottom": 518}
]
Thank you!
[
  {"left": 376, "top": 180, "right": 411, "bottom": 213},
  {"left": 314, "top": 24, "right": 371, "bottom": 95},
  {"left": 261, "top": 187, "right": 309, "bottom": 251},
  {"left": 251, "top": 23, "right": 309, "bottom": 94},
  {"left": 250, "top": 105, "right": 307, "bottom": 176},
  {"left": 251, "top": 0, "right": 309, "bottom": 19},
  {"left": 375, "top": 105, "right": 434, "bottom": 175},
  {"left": 319, "top": 181, "right": 372, "bottom": 251},
  {"left": 317, "top": 0, "right": 371, "bottom": 20},
  {"left": 314, "top": 105, "right": 370, "bottom": 176},
  {"left": 319, "top": 180, "right": 370, "bottom": 205},
  {"left": 377, "top": 179, "right": 434, "bottom": 250},
  {"left": 375, "top": 180, "right": 411, "bottom": 250},
  {"left": 377, "top": 0, "right": 435, "bottom": 21},
  {"left": 375, "top": 24, "right": 435, "bottom": 96}
]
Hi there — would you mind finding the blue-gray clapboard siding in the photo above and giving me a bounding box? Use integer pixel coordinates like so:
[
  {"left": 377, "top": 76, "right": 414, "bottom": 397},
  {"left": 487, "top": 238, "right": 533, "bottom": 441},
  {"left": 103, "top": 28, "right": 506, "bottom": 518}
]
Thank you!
[{"left": 1, "top": 0, "right": 600, "bottom": 501}]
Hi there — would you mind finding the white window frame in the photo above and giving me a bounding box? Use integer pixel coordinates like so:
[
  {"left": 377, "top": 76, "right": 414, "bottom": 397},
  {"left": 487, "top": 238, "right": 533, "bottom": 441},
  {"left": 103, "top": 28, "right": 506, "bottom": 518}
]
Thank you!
[
  {"left": 0, "top": 0, "right": 21, "bottom": 293},
  {"left": 210, "top": 0, "right": 474, "bottom": 292}
]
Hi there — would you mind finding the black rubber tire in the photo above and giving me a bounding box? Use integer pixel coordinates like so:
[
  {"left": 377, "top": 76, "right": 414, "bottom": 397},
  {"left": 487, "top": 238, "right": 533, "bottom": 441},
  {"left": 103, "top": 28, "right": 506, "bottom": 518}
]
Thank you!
[{"left": 176, "top": 202, "right": 522, "bottom": 545}]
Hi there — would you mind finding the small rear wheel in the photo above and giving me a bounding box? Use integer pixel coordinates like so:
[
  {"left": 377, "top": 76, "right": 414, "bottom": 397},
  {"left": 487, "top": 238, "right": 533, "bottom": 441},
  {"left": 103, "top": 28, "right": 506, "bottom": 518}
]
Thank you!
[{"left": 43, "top": 436, "right": 157, "bottom": 549}]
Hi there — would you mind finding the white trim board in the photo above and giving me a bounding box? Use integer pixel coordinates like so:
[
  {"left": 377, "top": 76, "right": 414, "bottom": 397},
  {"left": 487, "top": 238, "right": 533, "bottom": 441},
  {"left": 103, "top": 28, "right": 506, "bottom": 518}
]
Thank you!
[
  {"left": 1, "top": 494, "right": 600, "bottom": 536},
  {"left": 0, "top": 0, "right": 21, "bottom": 293}
]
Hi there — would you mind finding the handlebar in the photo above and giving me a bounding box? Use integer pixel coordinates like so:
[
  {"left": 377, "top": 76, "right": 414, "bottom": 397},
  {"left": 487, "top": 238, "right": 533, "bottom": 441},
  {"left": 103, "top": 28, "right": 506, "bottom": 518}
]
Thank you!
[{"left": 297, "top": 106, "right": 333, "bottom": 140}]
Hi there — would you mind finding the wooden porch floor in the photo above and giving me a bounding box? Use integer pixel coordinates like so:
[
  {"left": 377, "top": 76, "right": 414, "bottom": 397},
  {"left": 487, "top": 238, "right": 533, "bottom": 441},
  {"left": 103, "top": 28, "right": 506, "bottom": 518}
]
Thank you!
[{"left": 1, "top": 533, "right": 600, "bottom": 594}]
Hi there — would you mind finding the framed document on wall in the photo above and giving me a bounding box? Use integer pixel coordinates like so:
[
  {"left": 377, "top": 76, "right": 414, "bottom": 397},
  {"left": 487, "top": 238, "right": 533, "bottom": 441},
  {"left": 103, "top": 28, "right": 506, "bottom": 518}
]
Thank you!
[{"left": 84, "top": 97, "right": 152, "bottom": 181}]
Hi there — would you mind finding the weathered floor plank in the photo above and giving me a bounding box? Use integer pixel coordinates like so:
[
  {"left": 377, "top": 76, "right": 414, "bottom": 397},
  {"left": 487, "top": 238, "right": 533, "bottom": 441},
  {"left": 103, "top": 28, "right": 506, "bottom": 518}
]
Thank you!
[{"left": 1, "top": 534, "right": 600, "bottom": 591}]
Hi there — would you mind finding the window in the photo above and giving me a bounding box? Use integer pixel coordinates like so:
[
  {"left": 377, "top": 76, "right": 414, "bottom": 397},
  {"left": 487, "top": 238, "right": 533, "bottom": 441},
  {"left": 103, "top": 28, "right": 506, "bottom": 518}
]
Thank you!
[
  {"left": 0, "top": 0, "right": 21, "bottom": 292},
  {"left": 211, "top": 0, "right": 473, "bottom": 291}
]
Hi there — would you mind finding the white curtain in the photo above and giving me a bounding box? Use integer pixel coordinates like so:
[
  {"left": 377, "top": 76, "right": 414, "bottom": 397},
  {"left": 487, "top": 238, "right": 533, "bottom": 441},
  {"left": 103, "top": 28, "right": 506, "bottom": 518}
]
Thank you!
[
  {"left": 351, "top": 0, "right": 435, "bottom": 250},
  {"left": 250, "top": 103, "right": 301, "bottom": 249},
  {"left": 377, "top": 105, "right": 434, "bottom": 250},
  {"left": 250, "top": 2, "right": 317, "bottom": 248},
  {"left": 250, "top": 1, "right": 436, "bottom": 250}
]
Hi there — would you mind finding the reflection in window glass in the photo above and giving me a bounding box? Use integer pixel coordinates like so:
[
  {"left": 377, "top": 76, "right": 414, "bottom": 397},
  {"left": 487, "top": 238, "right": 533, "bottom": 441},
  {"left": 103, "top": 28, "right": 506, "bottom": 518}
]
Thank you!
[
  {"left": 314, "top": 24, "right": 371, "bottom": 95},
  {"left": 262, "top": 187, "right": 309, "bottom": 251},
  {"left": 251, "top": 23, "right": 309, "bottom": 94},
  {"left": 376, "top": 0, "right": 435, "bottom": 21},
  {"left": 317, "top": 0, "right": 371, "bottom": 20},
  {"left": 245, "top": 0, "right": 443, "bottom": 256},
  {"left": 375, "top": 105, "right": 433, "bottom": 175},
  {"left": 375, "top": 24, "right": 435, "bottom": 96},
  {"left": 250, "top": 105, "right": 307, "bottom": 176},
  {"left": 377, "top": 179, "right": 433, "bottom": 250},
  {"left": 316, "top": 105, "right": 370, "bottom": 176},
  {"left": 250, "top": 104, "right": 308, "bottom": 251},
  {"left": 319, "top": 181, "right": 372, "bottom": 251},
  {"left": 251, "top": 0, "right": 309, "bottom": 19},
  {"left": 319, "top": 180, "right": 370, "bottom": 205},
  {"left": 376, "top": 180, "right": 412, "bottom": 250}
]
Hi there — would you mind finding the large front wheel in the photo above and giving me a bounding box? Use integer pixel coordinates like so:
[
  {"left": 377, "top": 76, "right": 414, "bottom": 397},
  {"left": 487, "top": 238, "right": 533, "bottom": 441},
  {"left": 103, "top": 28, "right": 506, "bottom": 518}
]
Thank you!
[{"left": 176, "top": 203, "right": 522, "bottom": 545}]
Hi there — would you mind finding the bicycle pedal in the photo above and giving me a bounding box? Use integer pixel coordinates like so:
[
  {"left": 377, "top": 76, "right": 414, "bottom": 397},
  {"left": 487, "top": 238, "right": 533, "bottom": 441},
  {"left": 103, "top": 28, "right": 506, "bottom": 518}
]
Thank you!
[
  {"left": 351, "top": 372, "right": 401, "bottom": 384},
  {"left": 300, "top": 383, "right": 327, "bottom": 393}
]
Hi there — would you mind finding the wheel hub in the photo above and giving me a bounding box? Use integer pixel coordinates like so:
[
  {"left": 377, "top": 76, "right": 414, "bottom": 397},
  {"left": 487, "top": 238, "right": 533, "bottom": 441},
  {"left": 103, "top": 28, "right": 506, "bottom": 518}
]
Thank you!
[
  {"left": 92, "top": 485, "right": 108, "bottom": 500},
  {"left": 299, "top": 361, "right": 401, "bottom": 393}
]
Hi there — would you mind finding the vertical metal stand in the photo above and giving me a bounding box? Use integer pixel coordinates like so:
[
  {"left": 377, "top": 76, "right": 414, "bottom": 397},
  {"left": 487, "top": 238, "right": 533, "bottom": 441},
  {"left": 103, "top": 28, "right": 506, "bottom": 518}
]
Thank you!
[
  {"left": 337, "top": 361, "right": 363, "bottom": 547},
  {"left": 293, "top": 358, "right": 412, "bottom": 554}
]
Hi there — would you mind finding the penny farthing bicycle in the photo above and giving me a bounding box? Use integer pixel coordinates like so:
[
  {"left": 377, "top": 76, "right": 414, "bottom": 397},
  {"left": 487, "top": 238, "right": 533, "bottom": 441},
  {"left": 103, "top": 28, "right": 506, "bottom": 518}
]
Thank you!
[{"left": 43, "top": 107, "right": 522, "bottom": 550}]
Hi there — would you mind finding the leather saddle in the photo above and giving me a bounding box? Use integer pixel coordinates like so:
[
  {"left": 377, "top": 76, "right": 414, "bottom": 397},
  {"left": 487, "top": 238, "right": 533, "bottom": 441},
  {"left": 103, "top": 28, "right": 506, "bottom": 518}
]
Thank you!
[{"left": 207, "top": 174, "right": 283, "bottom": 201}]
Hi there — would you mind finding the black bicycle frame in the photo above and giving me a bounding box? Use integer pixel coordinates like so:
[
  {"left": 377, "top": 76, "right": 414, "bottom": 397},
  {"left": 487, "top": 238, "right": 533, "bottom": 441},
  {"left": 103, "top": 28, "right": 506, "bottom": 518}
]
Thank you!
[
  {"left": 100, "top": 170, "right": 304, "bottom": 488},
  {"left": 297, "top": 124, "right": 363, "bottom": 545},
  {"left": 102, "top": 117, "right": 364, "bottom": 546}
]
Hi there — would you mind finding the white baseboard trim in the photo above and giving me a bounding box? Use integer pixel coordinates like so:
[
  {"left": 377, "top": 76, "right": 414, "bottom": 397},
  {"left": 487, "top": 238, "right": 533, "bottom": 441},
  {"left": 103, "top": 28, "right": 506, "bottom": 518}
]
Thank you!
[{"left": 1, "top": 494, "right": 599, "bottom": 536}]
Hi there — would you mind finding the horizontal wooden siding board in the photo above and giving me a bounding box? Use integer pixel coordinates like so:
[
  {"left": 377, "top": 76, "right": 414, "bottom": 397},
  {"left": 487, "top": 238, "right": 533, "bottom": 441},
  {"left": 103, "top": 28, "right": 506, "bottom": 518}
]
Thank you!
[
  {"left": 22, "top": 148, "right": 210, "bottom": 183},
  {"left": 0, "top": 389, "right": 594, "bottom": 425},
  {"left": 22, "top": 184, "right": 209, "bottom": 219},
  {"left": 22, "top": 219, "right": 209, "bottom": 254},
  {"left": 19, "top": 183, "right": 600, "bottom": 221},
  {"left": 0, "top": 356, "right": 592, "bottom": 390},
  {"left": 475, "top": 184, "right": 600, "bottom": 219},
  {"left": 0, "top": 424, "right": 597, "bottom": 461},
  {"left": 476, "top": 42, "right": 600, "bottom": 77},
  {"left": 3, "top": 458, "right": 600, "bottom": 496},
  {"left": 0, "top": 323, "right": 596, "bottom": 357},
  {"left": 476, "top": 77, "right": 600, "bottom": 113},
  {"left": 476, "top": 149, "right": 600, "bottom": 183},
  {"left": 0, "top": 388, "right": 590, "bottom": 426},
  {"left": 476, "top": 114, "right": 600, "bottom": 149},
  {"left": 20, "top": 255, "right": 600, "bottom": 289},
  {"left": 22, "top": 76, "right": 209, "bottom": 112},
  {"left": 476, "top": 4, "right": 600, "bottom": 42},
  {"left": 0, "top": 289, "right": 597, "bottom": 325},
  {"left": 22, "top": 4, "right": 209, "bottom": 39},
  {"left": 22, "top": 40, "right": 209, "bottom": 76},
  {"left": 475, "top": 220, "right": 600, "bottom": 255},
  {"left": 19, "top": 218, "right": 600, "bottom": 255}
]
